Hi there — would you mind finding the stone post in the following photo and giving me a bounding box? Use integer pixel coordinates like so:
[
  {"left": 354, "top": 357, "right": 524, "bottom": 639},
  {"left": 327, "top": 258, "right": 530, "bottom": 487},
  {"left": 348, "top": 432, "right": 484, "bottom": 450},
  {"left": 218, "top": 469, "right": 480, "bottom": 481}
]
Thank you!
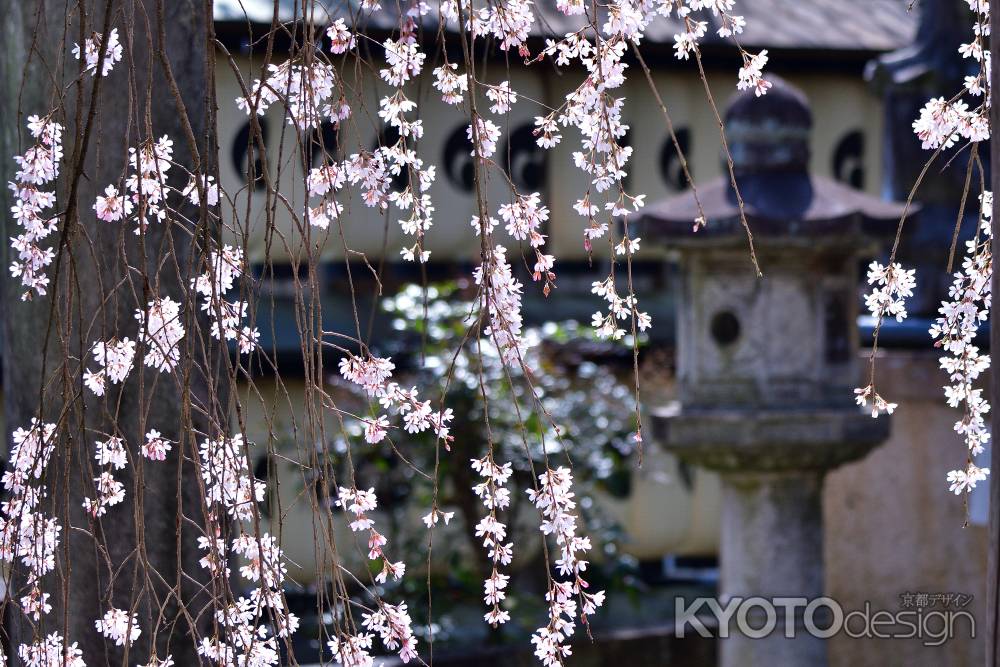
[
  {"left": 640, "top": 77, "right": 903, "bottom": 666},
  {"left": 719, "top": 472, "right": 824, "bottom": 665}
]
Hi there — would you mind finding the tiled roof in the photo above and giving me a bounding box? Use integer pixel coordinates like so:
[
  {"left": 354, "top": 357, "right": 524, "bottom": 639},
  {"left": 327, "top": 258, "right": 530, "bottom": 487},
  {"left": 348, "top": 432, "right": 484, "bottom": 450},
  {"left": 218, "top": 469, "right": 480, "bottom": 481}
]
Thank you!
[{"left": 214, "top": 0, "right": 917, "bottom": 52}]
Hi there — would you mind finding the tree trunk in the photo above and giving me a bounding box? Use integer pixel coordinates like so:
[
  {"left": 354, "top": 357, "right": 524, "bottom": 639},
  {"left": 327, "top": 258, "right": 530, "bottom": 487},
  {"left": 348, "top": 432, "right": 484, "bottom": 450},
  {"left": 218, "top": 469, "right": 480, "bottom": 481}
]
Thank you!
[{"left": 0, "top": 1, "right": 216, "bottom": 663}]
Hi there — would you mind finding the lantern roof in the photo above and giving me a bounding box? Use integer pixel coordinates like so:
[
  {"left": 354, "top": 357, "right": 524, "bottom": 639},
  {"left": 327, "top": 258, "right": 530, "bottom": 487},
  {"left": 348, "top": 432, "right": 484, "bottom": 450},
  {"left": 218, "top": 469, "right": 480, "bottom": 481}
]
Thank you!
[{"left": 640, "top": 77, "right": 910, "bottom": 243}]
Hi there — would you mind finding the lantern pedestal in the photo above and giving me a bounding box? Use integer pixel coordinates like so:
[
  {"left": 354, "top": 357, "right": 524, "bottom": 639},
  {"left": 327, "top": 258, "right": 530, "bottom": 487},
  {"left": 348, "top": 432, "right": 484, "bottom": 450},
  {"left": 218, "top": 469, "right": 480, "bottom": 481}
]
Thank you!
[{"left": 652, "top": 406, "right": 888, "bottom": 666}]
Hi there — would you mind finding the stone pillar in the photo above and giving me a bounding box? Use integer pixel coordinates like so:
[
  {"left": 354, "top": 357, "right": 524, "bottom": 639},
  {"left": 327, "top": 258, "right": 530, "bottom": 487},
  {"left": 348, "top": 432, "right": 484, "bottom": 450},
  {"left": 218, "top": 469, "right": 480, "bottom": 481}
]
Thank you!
[
  {"left": 651, "top": 407, "right": 888, "bottom": 666},
  {"left": 721, "top": 472, "right": 823, "bottom": 600},
  {"left": 718, "top": 473, "right": 825, "bottom": 667}
]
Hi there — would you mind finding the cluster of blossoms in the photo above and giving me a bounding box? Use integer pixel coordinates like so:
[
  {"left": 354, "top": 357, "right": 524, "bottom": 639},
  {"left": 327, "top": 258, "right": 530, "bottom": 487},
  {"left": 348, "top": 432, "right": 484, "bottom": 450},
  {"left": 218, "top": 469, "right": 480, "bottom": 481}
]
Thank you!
[
  {"left": 307, "top": 161, "right": 347, "bottom": 230},
  {"left": 232, "top": 532, "right": 287, "bottom": 588},
  {"left": 73, "top": 28, "right": 123, "bottom": 77},
  {"left": 471, "top": 456, "right": 514, "bottom": 626},
  {"left": 196, "top": 534, "right": 229, "bottom": 579},
  {"left": 83, "top": 338, "right": 135, "bottom": 396},
  {"left": 197, "top": 432, "right": 299, "bottom": 665},
  {"left": 94, "top": 135, "right": 176, "bottom": 233},
  {"left": 590, "top": 268, "right": 652, "bottom": 340},
  {"left": 468, "top": 0, "right": 536, "bottom": 52},
  {"left": 328, "top": 19, "right": 357, "bottom": 53},
  {"left": 360, "top": 603, "right": 418, "bottom": 662},
  {"left": 864, "top": 261, "right": 917, "bottom": 324},
  {"left": 199, "top": 434, "right": 266, "bottom": 522},
  {"left": 498, "top": 193, "right": 556, "bottom": 290},
  {"left": 327, "top": 602, "right": 419, "bottom": 667},
  {"left": 237, "top": 59, "right": 339, "bottom": 130},
  {"left": 670, "top": 0, "right": 753, "bottom": 54},
  {"left": 859, "top": 0, "right": 996, "bottom": 495},
  {"left": 143, "top": 429, "right": 172, "bottom": 461},
  {"left": 912, "top": 97, "right": 990, "bottom": 150},
  {"left": 181, "top": 173, "right": 220, "bottom": 208},
  {"left": 83, "top": 296, "right": 185, "bottom": 396},
  {"left": 82, "top": 436, "right": 128, "bottom": 517},
  {"left": 9, "top": 115, "right": 63, "bottom": 300},
  {"left": 136, "top": 296, "right": 186, "bottom": 373},
  {"left": 95, "top": 607, "right": 141, "bottom": 646},
  {"left": 853, "top": 385, "right": 898, "bottom": 420},
  {"left": 381, "top": 37, "right": 425, "bottom": 87},
  {"left": 932, "top": 192, "right": 993, "bottom": 494},
  {"left": 93, "top": 183, "right": 133, "bottom": 222},
  {"left": 327, "top": 633, "right": 375, "bottom": 667},
  {"left": 17, "top": 632, "right": 85, "bottom": 667},
  {"left": 379, "top": 27, "right": 437, "bottom": 263},
  {"left": 473, "top": 246, "right": 528, "bottom": 366},
  {"left": 191, "top": 244, "right": 260, "bottom": 354},
  {"left": 913, "top": 0, "right": 990, "bottom": 151},
  {"left": 855, "top": 261, "right": 916, "bottom": 418},
  {"left": 338, "top": 353, "right": 454, "bottom": 444},
  {"left": 0, "top": 421, "right": 61, "bottom": 630},
  {"left": 200, "top": 590, "right": 287, "bottom": 666},
  {"left": 343, "top": 150, "right": 391, "bottom": 212},
  {"left": 329, "top": 484, "right": 418, "bottom": 664},
  {"left": 737, "top": 49, "right": 771, "bottom": 96},
  {"left": 335, "top": 486, "right": 405, "bottom": 584},
  {"left": 534, "top": 31, "right": 653, "bottom": 341},
  {"left": 527, "top": 467, "right": 605, "bottom": 666},
  {"left": 486, "top": 81, "right": 518, "bottom": 114},
  {"left": 468, "top": 116, "right": 502, "bottom": 159},
  {"left": 432, "top": 63, "right": 468, "bottom": 105},
  {"left": 420, "top": 507, "right": 455, "bottom": 528}
]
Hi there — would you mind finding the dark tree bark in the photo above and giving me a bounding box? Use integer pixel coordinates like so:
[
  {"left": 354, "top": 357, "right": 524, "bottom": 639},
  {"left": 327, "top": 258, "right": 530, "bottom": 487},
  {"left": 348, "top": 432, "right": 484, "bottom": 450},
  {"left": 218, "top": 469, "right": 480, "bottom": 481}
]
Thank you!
[{"left": 0, "top": 1, "right": 217, "bottom": 663}]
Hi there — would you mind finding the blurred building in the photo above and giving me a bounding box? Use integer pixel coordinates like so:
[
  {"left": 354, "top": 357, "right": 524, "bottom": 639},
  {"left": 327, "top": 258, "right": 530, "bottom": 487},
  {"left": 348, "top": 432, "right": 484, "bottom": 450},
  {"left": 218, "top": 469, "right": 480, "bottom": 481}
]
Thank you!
[
  {"left": 210, "top": 3, "right": 990, "bottom": 666},
  {"left": 212, "top": 0, "right": 916, "bottom": 345}
]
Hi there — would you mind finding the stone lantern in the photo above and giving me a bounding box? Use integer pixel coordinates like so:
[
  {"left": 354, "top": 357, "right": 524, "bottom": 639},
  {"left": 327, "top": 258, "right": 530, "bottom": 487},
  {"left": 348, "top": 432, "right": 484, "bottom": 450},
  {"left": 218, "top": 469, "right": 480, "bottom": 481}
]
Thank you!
[{"left": 640, "top": 78, "right": 904, "bottom": 667}]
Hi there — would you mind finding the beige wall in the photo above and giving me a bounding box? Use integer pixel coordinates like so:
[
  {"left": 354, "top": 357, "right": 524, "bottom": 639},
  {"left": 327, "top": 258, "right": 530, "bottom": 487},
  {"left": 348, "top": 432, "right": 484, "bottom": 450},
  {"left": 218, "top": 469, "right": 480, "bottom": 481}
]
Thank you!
[
  {"left": 236, "top": 372, "right": 721, "bottom": 581},
  {"left": 216, "top": 57, "right": 885, "bottom": 264},
  {"left": 826, "top": 350, "right": 987, "bottom": 666},
  {"left": 235, "top": 345, "right": 992, "bottom": 667}
]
